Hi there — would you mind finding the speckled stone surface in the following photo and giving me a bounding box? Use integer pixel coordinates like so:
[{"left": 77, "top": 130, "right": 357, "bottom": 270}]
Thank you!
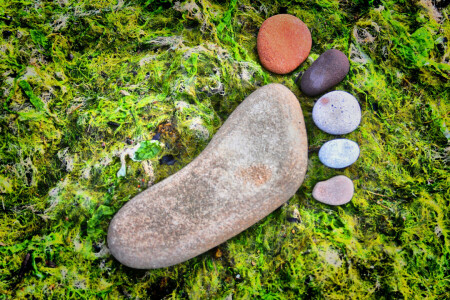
[
  {"left": 299, "top": 49, "right": 350, "bottom": 96},
  {"left": 257, "top": 14, "right": 312, "bottom": 74},
  {"left": 312, "top": 175, "right": 354, "bottom": 205},
  {"left": 312, "top": 91, "right": 361, "bottom": 135},
  {"left": 108, "top": 84, "right": 308, "bottom": 269},
  {"left": 318, "top": 139, "right": 360, "bottom": 168}
]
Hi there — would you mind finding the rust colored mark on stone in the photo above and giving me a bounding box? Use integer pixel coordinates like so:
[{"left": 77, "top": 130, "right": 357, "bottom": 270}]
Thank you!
[
  {"left": 238, "top": 165, "right": 272, "bottom": 186},
  {"left": 320, "top": 98, "right": 329, "bottom": 105}
]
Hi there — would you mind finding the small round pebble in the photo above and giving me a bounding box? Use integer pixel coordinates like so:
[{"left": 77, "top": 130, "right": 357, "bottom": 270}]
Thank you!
[
  {"left": 312, "top": 91, "right": 361, "bottom": 135},
  {"left": 312, "top": 175, "right": 354, "bottom": 205},
  {"left": 257, "top": 14, "right": 312, "bottom": 74},
  {"left": 299, "top": 49, "right": 350, "bottom": 96},
  {"left": 319, "top": 139, "right": 360, "bottom": 168}
]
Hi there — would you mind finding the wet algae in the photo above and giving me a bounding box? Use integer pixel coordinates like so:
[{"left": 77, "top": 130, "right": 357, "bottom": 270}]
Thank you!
[{"left": 0, "top": 0, "right": 449, "bottom": 298}]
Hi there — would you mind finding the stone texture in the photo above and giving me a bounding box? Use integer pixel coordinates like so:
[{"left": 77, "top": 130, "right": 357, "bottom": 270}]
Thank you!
[
  {"left": 108, "top": 84, "right": 308, "bottom": 269},
  {"left": 312, "top": 175, "right": 354, "bottom": 205},
  {"left": 298, "top": 49, "right": 350, "bottom": 96},
  {"left": 312, "top": 91, "right": 361, "bottom": 135},
  {"left": 319, "top": 139, "right": 359, "bottom": 168},
  {"left": 257, "top": 14, "right": 312, "bottom": 74}
]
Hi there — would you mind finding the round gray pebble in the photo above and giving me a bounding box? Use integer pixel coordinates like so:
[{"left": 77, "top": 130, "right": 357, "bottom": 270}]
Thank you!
[
  {"left": 318, "top": 139, "right": 360, "bottom": 168},
  {"left": 312, "top": 91, "right": 361, "bottom": 135}
]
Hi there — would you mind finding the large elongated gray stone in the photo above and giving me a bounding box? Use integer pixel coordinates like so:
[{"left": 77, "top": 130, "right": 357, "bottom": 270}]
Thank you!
[{"left": 108, "top": 84, "right": 308, "bottom": 269}]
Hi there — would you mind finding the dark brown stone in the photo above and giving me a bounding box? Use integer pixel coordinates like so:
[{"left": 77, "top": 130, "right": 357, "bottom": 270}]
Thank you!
[
  {"left": 257, "top": 14, "right": 312, "bottom": 74},
  {"left": 108, "top": 84, "right": 308, "bottom": 269},
  {"left": 298, "top": 49, "right": 350, "bottom": 96}
]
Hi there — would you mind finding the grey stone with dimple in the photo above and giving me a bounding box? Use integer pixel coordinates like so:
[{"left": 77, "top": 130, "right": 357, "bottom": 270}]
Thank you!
[
  {"left": 107, "top": 84, "right": 308, "bottom": 269},
  {"left": 298, "top": 49, "right": 350, "bottom": 96},
  {"left": 319, "top": 139, "right": 360, "bottom": 168},
  {"left": 312, "top": 91, "right": 361, "bottom": 135}
]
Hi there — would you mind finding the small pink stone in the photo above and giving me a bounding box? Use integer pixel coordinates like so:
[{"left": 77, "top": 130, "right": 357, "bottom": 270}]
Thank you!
[{"left": 312, "top": 175, "right": 354, "bottom": 206}]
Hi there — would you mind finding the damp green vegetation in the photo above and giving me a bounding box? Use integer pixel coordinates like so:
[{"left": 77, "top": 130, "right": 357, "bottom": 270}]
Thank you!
[{"left": 0, "top": 0, "right": 449, "bottom": 298}]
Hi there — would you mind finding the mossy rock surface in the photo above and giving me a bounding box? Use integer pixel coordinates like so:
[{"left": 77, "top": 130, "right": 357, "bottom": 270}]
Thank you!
[{"left": 1, "top": 0, "right": 449, "bottom": 298}]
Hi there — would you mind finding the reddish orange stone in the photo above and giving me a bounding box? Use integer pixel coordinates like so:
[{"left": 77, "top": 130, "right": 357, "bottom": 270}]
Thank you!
[{"left": 257, "top": 14, "right": 312, "bottom": 74}]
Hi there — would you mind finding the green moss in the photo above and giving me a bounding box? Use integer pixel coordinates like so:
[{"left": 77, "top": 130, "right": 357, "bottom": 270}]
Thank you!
[{"left": 0, "top": 0, "right": 449, "bottom": 298}]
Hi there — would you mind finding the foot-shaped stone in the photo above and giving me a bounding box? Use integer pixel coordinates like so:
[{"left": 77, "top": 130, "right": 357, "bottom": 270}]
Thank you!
[{"left": 108, "top": 84, "right": 308, "bottom": 269}]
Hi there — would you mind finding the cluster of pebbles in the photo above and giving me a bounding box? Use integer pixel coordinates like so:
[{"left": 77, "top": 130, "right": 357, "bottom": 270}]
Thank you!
[
  {"left": 257, "top": 14, "right": 361, "bottom": 206},
  {"left": 298, "top": 47, "right": 360, "bottom": 206},
  {"left": 108, "top": 13, "right": 361, "bottom": 269}
]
